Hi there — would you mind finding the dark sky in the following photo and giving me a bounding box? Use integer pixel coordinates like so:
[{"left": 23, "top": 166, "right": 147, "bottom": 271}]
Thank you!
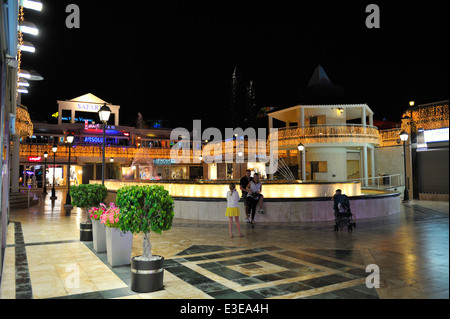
[{"left": 21, "top": 0, "right": 449, "bottom": 130}]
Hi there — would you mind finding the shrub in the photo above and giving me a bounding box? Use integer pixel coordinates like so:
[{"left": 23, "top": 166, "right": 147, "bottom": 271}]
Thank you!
[
  {"left": 116, "top": 185, "right": 174, "bottom": 259},
  {"left": 70, "top": 184, "right": 108, "bottom": 222}
]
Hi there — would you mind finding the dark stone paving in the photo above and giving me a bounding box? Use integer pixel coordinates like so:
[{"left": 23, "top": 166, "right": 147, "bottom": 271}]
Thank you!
[{"left": 5, "top": 197, "right": 449, "bottom": 299}]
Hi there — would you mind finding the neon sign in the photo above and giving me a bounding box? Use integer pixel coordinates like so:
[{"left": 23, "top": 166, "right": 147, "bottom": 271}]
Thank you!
[
  {"left": 84, "top": 121, "right": 116, "bottom": 130},
  {"left": 28, "top": 156, "right": 42, "bottom": 162},
  {"left": 84, "top": 137, "right": 104, "bottom": 143}
]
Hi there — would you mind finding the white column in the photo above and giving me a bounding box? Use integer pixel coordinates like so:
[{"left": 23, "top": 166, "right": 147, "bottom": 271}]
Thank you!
[
  {"left": 114, "top": 111, "right": 119, "bottom": 126},
  {"left": 362, "top": 106, "right": 367, "bottom": 127},
  {"left": 58, "top": 105, "right": 62, "bottom": 125},
  {"left": 370, "top": 147, "right": 375, "bottom": 187},
  {"left": 406, "top": 141, "right": 414, "bottom": 199},
  {"left": 301, "top": 107, "right": 305, "bottom": 127},
  {"left": 302, "top": 147, "right": 306, "bottom": 181},
  {"left": 363, "top": 145, "right": 368, "bottom": 187},
  {"left": 11, "top": 134, "right": 20, "bottom": 193}
]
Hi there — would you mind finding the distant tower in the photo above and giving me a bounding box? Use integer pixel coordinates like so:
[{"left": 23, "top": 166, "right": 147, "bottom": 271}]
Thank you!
[
  {"left": 230, "top": 67, "right": 259, "bottom": 129},
  {"left": 298, "top": 64, "right": 345, "bottom": 104}
]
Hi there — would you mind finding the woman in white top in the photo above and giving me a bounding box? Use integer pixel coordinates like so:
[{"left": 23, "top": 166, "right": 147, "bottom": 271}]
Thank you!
[{"left": 226, "top": 184, "right": 244, "bottom": 238}]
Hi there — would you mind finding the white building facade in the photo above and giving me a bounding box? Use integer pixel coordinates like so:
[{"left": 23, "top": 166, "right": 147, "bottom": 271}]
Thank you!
[{"left": 268, "top": 103, "right": 379, "bottom": 186}]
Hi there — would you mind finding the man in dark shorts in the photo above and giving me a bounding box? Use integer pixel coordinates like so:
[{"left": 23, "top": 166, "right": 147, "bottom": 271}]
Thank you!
[{"left": 239, "top": 170, "right": 253, "bottom": 223}]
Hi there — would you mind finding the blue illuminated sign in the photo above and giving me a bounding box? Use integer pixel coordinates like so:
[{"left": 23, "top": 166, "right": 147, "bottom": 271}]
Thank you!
[{"left": 84, "top": 137, "right": 104, "bottom": 143}]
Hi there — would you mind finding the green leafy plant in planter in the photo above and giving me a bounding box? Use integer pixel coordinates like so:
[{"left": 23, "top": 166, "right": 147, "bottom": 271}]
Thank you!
[
  {"left": 70, "top": 184, "right": 108, "bottom": 223},
  {"left": 116, "top": 185, "right": 174, "bottom": 260}
]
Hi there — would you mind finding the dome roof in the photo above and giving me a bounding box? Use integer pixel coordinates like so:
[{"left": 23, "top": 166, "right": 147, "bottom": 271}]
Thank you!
[{"left": 298, "top": 65, "right": 345, "bottom": 104}]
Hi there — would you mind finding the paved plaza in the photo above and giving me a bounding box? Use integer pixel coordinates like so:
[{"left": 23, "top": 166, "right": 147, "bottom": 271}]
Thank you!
[{"left": 1, "top": 191, "right": 448, "bottom": 299}]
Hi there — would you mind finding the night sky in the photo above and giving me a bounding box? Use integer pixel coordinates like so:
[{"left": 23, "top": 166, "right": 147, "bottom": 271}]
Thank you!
[{"left": 21, "top": 0, "right": 449, "bottom": 131}]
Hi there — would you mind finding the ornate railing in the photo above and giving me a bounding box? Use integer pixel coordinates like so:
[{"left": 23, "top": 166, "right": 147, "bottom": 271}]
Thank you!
[{"left": 269, "top": 124, "right": 380, "bottom": 147}]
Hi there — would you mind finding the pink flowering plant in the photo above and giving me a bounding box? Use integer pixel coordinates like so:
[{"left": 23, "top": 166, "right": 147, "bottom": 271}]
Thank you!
[
  {"left": 100, "top": 203, "right": 121, "bottom": 228},
  {"left": 89, "top": 203, "right": 107, "bottom": 221}
]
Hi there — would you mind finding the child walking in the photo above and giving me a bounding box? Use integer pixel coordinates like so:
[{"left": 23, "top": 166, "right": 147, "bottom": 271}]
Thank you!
[{"left": 226, "top": 184, "right": 244, "bottom": 238}]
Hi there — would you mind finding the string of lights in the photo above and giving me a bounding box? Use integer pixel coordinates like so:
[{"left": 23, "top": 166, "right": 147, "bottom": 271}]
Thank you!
[
  {"left": 402, "top": 102, "right": 449, "bottom": 134},
  {"left": 15, "top": 105, "right": 33, "bottom": 138},
  {"left": 268, "top": 125, "right": 380, "bottom": 147},
  {"left": 16, "top": 6, "right": 24, "bottom": 97}
]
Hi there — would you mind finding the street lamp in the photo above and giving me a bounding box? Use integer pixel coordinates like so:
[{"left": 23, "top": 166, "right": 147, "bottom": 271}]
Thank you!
[
  {"left": 399, "top": 130, "right": 409, "bottom": 202},
  {"left": 110, "top": 157, "right": 114, "bottom": 179},
  {"left": 50, "top": 144, "right": 58, "bottom": 200},
  {"left": 297, "top": 143, "right": 305, "bottom": 181},
  {"left": 98, "top": 103, "right": 111, "bottom": 185},
  {"left": 66, "top": 133, "right": 74, "bottom": 205},
  {"left": 43, "top": 151, "right": 48, "bottom": 195}
]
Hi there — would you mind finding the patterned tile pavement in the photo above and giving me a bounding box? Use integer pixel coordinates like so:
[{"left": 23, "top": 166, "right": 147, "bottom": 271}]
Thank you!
[{"left": 0, "top": 191, "right": 448, "bottom": 300}]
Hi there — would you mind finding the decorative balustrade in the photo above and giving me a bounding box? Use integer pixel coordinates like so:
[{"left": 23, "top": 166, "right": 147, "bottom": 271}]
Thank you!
[{"left": 269, "top": 124, "right": 380, "bottom": 147}]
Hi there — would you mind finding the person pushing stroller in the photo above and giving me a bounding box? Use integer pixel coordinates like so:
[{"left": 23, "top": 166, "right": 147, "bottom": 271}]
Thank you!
[
  {"left": 333, "top": 189, "right": 351, "bottom": 216},
  {"left": 332, "top": 189, "right": 356, "bottom": 231}
]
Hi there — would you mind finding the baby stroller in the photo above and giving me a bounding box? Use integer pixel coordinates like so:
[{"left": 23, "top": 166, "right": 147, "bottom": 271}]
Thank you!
[{"left": 334, "top": 203, "right": 356, "bottom": 232}]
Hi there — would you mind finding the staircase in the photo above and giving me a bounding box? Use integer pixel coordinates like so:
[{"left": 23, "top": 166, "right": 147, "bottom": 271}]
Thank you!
[
  {"left": 347, "top": 171, "right": 360, "bottom": 180},
  {"left": 9, "top": 191, "right": 40, "bottom": 208}
]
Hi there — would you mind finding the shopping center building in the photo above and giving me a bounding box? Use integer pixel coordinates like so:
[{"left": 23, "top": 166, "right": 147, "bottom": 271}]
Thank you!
[
  {"left": 16, "top": 93, "right": 204, "bottom": 191},
  {"left": 16, "top": 87, "right": 449, "bottom": 202}
]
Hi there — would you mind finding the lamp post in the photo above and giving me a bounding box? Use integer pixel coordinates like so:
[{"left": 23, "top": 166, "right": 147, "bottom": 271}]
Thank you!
[
  {"left": 43, "top": 151, "right": 48, "bottom": 195},
  {"left": 297, "top": 143, "right": 305, "bottom": 181},
  {"left": 98, "top": 103, "right": 111, "bottom": 186},
  {"left": 109, "top": 157, "right": 114, "bottom": 179},
  {"left": 50, "top": 144, "right": 58, "bottom": 200},
  {"left": 399, "top": 130, "right": 409, "bottom": 202},
  {"left": 65, "top": 133, "right": 74, "bottom": 205}
]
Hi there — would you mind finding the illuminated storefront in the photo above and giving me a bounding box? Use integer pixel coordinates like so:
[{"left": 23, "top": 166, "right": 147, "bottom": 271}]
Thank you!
[
  {"left": 19, "top": 93, "right": 204, "bottom": 186},
  {"left": 130, "top": 159, "right": 201, "bottom": 181}
]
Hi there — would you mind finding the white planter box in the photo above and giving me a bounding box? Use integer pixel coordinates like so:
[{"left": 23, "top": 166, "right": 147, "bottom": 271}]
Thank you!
[
  {"left": 105, "top": 227, "right": 133, "bottom": 267},
  {"left": 92, "top": 219, "right": 107, "bottom": 253}
]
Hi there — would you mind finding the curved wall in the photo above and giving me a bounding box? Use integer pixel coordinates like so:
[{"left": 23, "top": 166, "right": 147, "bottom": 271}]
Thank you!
[
  {"left": 96, "top": 180, "right": 361, "bottom": 199},
  {"left": 170, "top": 192, "right": 400, "bottom": 223},
  {"left": 104, "top": 186, "right": 400, "bottom": 223}
]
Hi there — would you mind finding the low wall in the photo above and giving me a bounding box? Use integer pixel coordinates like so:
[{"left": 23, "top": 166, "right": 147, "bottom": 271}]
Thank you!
[
  {"left": 105, "top": 190, "right": 401, "bottom": 223},
  {"left": 93, "top": 180, "right": 361, "bottom": 198}
]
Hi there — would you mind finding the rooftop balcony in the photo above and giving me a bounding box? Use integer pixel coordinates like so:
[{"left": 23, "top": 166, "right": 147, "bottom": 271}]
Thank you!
[{"left": 269, "top": 124, "right": 381, "bottom": 149}]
